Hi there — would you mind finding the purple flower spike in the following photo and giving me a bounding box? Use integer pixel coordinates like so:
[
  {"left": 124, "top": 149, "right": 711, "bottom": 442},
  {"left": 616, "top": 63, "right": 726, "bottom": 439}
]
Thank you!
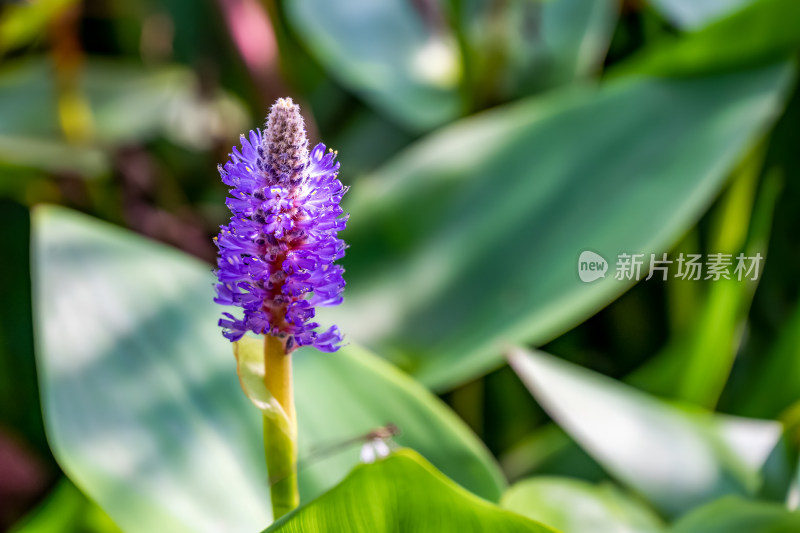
[{"left": 214, "top": 98, "right": 348, "bottom": 352}]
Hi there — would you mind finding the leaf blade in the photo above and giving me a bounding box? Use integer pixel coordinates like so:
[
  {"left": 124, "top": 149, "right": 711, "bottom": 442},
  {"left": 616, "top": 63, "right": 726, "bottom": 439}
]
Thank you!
[
  {"left": 508, "top": 347, "right": 783, "bottom": 517},
  {"left": 329, "top": 63, "right": 794, "bottom": 390},
  {"left": 32, "top": 206, "right": 505, "bottom": 531},
  {"left": 264, "top": 449, "right": 553, "bottom": 533}
]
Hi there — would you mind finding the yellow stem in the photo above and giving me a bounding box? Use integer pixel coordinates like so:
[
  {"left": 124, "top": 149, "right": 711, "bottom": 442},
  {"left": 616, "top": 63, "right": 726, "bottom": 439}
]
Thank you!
[
  {"left": 264, "top": 334, "right": 296, "bottom": 423},
  {"left": 262, "top": 334, "right": 299, "bottom": 519}
]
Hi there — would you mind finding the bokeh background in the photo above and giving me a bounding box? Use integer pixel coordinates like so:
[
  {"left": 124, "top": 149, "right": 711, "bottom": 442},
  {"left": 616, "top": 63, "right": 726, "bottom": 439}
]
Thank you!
[{"left": 1, "top": 0, "right": 799, "bottom": 530}]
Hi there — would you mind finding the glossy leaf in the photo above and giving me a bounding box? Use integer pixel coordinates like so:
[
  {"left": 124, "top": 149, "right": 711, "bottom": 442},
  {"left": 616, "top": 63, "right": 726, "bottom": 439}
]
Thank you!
[
  {"left": 32, "top": 206, "right": 505, "bottom": 532},
  {"left": 284, "top": 0, "right": 462, "bottom": 131},
  {"left": 264, "top": 449, "right": 553, "bottom": 533},
  {"left": 326, "top": 63, "right": 793, "bottom": 390},
  {"left": 508, "top": 347, "right": 784, "bottom": 517},
  {"left": 501, "top": 477, "right": 664, "bottom": 533},
  {"left": 669, "top": 497, "right": 800, "bottom": 533}
]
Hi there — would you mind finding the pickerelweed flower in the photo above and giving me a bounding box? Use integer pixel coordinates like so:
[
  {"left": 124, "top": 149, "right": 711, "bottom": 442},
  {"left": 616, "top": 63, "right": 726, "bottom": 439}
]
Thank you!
[{"left": 214, "top": 97, "right": 347, "bottom": 353}]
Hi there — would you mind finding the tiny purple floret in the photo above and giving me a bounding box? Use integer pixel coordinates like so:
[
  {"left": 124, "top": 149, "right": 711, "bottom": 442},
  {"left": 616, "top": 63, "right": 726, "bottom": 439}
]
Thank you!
[{"left": 214, "top": 98, "right": 347, "bottom": 352}]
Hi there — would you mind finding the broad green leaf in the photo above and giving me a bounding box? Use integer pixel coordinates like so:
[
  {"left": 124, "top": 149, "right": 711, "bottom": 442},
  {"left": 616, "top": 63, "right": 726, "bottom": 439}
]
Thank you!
[
  {"left": 669, "top": 497, "right": 800, "bottom": 533},
  {"left": 501, "top": 477, "right": 664, "bottom": 533},
  {"left": 615, "top": 0, "right": 800, "bottom": 78},
  {"left": 647, "top": 0, "right": 754, "bottom": 30},
  {"left": 284, "top": 0, "right": 462, "bottom": 131},
  {"left": 326, "top": 63, "right": 793, "bottom": 390},
  {"left": 293, "top": 343, "right": 505, "bottom": 503},
  {"left": 33, "top": 207, "right": 270, "bottom": 532},
  {"left": 508, "top": 347, "right": 784, "bottom": 517},
  {"left": 32, "top": 206, "right": 505, "bottom": 533},
  {"left": 10, "top": 478, "right": 121, "bottom": 533},
  {"left": 264, "top": 449, "right": 554, "bottom": 533}
]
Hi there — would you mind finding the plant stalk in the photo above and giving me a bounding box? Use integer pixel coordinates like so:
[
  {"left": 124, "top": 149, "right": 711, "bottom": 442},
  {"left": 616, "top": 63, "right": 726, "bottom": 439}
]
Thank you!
[{"left": 262, "top": 334, "right": 299, "bottom": 519}]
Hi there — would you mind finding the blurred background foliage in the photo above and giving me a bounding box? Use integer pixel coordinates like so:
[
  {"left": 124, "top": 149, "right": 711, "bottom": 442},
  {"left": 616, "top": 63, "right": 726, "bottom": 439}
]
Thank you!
[{"left": 1, "top": 0, "right": 800, "bottom": 530}]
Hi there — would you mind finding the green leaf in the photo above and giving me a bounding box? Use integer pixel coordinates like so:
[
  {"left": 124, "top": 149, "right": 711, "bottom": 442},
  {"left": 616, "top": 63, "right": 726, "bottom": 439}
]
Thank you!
[
  {"left": 647, "top": 0, "right": 754, "bottom": 30},
  {"left": 292, "top": 343, "right": 505, "bottom": 502},
  {"left": 615, "top": 0, "right": 800, "bottom": 78},
  {"left": 284, "top": 0, "right": 462, "bottom": 131},
  {"left": 501, "top": 477, "right": 664, "bottom": 533},
  {"left": 32, "top": 206, "right": 505, "bottom": 532},
  {"left": 327, "top": 63, "right": 793, "bottom": 390},
  {"left": 264, "top": 449, "right": 554, "bottom": 533},
  {"left": 508, "top": 347, "right": 784, "bottom": 517},
  {"left": 668, "top": 497, "right": 800, "bottom": 533},
  {"left": 10, "top": 478, "right": 121, "bottom": 533}
]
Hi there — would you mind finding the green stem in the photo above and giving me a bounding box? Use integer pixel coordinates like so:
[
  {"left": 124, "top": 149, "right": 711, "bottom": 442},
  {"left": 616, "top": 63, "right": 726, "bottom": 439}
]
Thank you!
[{"left": 263, "top": 334, "right": 299, "bottom": 519}]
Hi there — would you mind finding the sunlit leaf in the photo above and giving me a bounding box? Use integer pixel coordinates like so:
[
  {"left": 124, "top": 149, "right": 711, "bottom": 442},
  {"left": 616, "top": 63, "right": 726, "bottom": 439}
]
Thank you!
[
  {"left": 326, "top": 63, "right": 793, "bottom": 390},
  {"left": 293, "top": 343, "right": 506, "bottom": 503},
  {"left": 264, "top": 449, "right": 554, "bottom": 533},
  {"left": 508, "top": 347, "right": 784, "bottom": 517},
  {"left": 32, "top": 206, "right": 505, "bottom": 532},
  {"left": 501, "top": 477, "right": 664, "bottom": 533}
]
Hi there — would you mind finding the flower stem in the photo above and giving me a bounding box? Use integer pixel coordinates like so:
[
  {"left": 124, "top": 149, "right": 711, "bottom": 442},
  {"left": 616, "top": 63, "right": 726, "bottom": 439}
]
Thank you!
[{"left": 263, "top": 334, "right": 299, "bottom": 519}]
